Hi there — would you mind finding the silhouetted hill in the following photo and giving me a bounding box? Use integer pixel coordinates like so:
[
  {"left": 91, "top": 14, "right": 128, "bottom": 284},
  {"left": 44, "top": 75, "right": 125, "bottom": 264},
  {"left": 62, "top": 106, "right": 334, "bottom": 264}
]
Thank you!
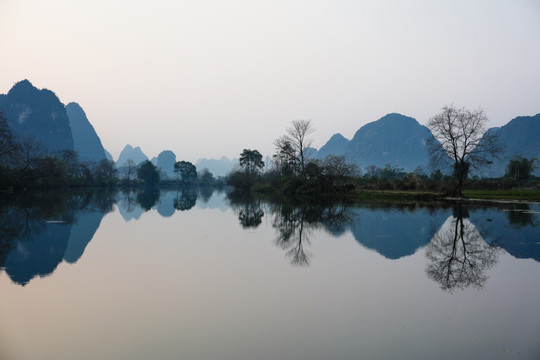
[
  {"left": 104, "top": 149, "right": 113, "bottom": 161},
  {"left": 65, "top": 102, "right": 107, "bottom": 162},
  {"left": 116, "top": 144, "right": 148, "bottom": 167},
  {"left": 306, "top": 147, "right": 319, "bottom": 159},
  {"left": 156, "top": 150, "right": 176, "bottom": 179},
  {"left": 317, "top": 133, "right": 349, "bottom": 159},
  {"left": 345, "top": 113, "right": 433, "bottom": 172},
  {"left": 196, "top": 156, "right": 236, "bottom": 177},
  {"left": 0, "top": 80, "right": 74, "bottom": 153},
  {"left": 481, "top": 114, "right": 540, "bottom": 177}
]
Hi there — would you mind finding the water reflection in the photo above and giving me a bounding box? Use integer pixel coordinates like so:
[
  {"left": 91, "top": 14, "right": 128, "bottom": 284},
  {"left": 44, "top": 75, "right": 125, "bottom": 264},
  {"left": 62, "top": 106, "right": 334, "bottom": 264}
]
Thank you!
[
  {"left": 347, "top": 203, "right": 450, "bottom": 259},
  {"left": 117, "top": 190, "right": 144, "bottom": 221},
  {"left": 270, "top": 203, "right": 313, "bottom": 266},
  {"left": 469, "top": 203, "right": 540, "bottom": 262},
  {"left": 269, "top": 202, "right": 356, "bottom": 266},
  {"left": 228, "top": 194, "right": 265, "bottom": 228},
  {"left": 0, "top": 190, "right": 114, "bottom": 285},
  {"left": 1, "top": 189, "right": 539, "bottom": 288},
  {"left": 174, "top": 188, "right": 197, "bottom": 211},
  {"left": 508, "top": 204, "right": 537, "bottom": 226},
  {"left": 425, "top": 206, "right": 501, "bottom": 292},
  {"left": 137, "top": 187, "right": 160, "bottom": 211}
]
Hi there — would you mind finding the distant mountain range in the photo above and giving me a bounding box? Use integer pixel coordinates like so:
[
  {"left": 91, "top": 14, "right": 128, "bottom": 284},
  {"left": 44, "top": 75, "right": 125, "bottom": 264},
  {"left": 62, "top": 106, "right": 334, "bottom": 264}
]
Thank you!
[
  {"left": 196, "top": 157, "right": 236, "bottom": 177},
  {"left": 316, "top": 112, "right": 539, "bottom": 176},
  {"left": 116, "top": 145, "right": 236, "bottom": 178},
  {"left": 1, "top": 80, "right": 538, "bottom": 178}
]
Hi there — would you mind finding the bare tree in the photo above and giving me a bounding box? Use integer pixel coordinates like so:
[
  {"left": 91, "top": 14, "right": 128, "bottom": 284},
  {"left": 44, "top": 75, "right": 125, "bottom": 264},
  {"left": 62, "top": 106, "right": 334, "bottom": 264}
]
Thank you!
[
  {"left": 57, "top": 149, "right": 81, "bottom": 177},
  {"left": 427, "top": 105, "right": 501, "bottom": 196},
  {"left": 122, "top": 159, "right": 138, "bottom": 182},
  {"left": 0, "top": 111, "right": 18, "bottom": 166},
  {"left": 425, "top": 206, "right": 500, "bottom": 292},
  {"left": 274, "top": 119, "right": 315, "bottom": 178},
  {"left": 13, "top": 136, "right": 47, "bottom": 170}
]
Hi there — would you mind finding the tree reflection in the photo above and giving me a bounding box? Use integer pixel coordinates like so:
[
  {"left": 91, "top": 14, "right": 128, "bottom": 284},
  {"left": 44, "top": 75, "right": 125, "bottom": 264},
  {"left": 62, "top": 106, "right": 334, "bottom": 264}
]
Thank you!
[
  {"left": 120, "top": 189, "right": 139, "bottom": 214},
  {"left": 271, "top": 204, "right": 312, "bottom": 266},
  {"left": 270, "top": 202, "right": 355, "bottom": 267},
  {"left": 173, "top": 188, "right": 197, "bottom": 211},
  {"left": 425, "top": 206, "right": 500, "bottom": 292},
  {"left": 506, "top": 204, "right": 538, "bottom": 228},
  {"left": 228, "top": 193, "right": 265, "bottom": 229},
  {"left": 239, "top": 202, "right": 264, "bottom": 228},
  {"left": 136, "top": 188, "right": 160, "bottom": 211},
  {"left": 198, "top": 187, "right": 213, "bottom": 204}
]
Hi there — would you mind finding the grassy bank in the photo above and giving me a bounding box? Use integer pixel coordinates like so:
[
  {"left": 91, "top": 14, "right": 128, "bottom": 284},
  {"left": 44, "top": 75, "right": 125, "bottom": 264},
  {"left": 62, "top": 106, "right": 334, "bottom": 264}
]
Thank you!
[
  {"left": 353, "top": 189, "right": 540, "bottom": 202},
  {"left": 462, "top": 189, "right": 540, "bottom": 202},
  {"left": 254, "top": 186, "right": 540, "bottom": 203},
  {"left": 351, "top": 190, "right": 443, "bottom": 201}
]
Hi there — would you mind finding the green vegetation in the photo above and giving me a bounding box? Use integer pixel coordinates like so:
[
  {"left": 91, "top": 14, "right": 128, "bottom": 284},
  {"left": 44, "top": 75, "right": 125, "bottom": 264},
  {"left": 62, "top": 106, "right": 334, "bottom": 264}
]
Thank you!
[
  {"left": 427, "top": 105, "right": 502, "bottom": 197},
  {"left": 2, "top": 109, "right": 538, "bottom": 202},
  {"left": 173, "top": 160, "right": 198, "bottom": 185},
  {"left": 0, "top": 111, "right": 223, "bottom": 192},
  {"left": 137, "top": 160, "right": 160, "bottom": 187},
  {"left": 226, "top": 119, "right": 539, "bottom": 203},
  {"left": 506, "top": 156, "right": 537, "bottom": 182},
  {"left": 463, "top": 189, "right": 540, "bottom": 202}
]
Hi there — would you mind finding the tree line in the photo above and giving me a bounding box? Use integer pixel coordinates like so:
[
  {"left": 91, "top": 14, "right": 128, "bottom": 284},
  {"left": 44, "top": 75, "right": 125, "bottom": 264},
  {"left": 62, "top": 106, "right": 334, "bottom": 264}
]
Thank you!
[
  {"left": 227, "top": 106, "right": 537, "bottom": 198},
  {"left": 2, "top": 106, "right": 537, "bottom": 195},
  {"left": 0, "top": 111, "right": 221, "bottom": 191}
]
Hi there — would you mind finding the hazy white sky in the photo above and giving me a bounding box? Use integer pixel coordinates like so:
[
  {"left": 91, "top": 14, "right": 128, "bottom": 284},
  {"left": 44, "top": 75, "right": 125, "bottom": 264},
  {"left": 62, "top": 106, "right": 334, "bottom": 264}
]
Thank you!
[{"left": 1, "top": 0, "right": 539, "bottom": 162}]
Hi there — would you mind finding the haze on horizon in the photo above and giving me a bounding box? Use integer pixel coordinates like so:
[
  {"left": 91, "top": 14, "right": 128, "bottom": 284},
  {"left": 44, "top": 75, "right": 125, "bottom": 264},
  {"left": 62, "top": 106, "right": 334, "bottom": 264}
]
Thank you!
[{"left": 1, "top": 0, "right": 539, "bottom": 162}]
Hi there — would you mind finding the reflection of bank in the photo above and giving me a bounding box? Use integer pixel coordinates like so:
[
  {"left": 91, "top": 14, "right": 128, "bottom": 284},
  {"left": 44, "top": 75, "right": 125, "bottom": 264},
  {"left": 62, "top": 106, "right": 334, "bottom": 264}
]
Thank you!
[{"left": 426, "top": 208, "right": 500, "bottom": 292}]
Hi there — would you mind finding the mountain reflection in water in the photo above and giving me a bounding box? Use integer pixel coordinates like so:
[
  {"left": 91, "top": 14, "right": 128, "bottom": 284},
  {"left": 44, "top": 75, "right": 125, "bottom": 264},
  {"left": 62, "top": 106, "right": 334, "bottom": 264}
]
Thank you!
[
  {"left": 0, "top": 190, "right": 115, "bottom": 285},
  {"left": 0, "top": 189, "right": 539, "bottom": 290}
]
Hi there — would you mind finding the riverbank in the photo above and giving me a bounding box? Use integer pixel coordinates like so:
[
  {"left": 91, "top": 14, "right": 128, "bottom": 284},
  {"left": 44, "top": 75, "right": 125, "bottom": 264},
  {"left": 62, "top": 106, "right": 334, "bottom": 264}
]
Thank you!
[
  {"left": 462, "top": 189, "right": 540, "bottom": 202},
  {"left": 352, "top": 189, "right": 540, "bottom": 203}
]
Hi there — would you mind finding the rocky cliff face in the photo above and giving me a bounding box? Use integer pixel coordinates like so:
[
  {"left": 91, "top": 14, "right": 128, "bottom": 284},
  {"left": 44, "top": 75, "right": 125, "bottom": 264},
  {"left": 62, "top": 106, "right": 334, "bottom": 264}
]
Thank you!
[
  {"left": 65, "top": 102, "right": 107, "bottom": 162},
  {"left": 0, "top": 80, "right": 74, "bottom": 153}
]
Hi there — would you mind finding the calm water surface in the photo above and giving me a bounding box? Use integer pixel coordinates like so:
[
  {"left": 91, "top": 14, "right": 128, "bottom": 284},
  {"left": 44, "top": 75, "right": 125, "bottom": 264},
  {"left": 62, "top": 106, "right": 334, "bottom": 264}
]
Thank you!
[{"left": 1, "top": 189, "right": 539, "bottom": 360}]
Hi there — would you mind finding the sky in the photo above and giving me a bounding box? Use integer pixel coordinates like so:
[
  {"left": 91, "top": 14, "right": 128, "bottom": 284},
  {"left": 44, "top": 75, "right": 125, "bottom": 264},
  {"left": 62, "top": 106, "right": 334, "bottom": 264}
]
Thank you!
[{"left": 1, "top": 0, "right": 539, "bottom": 162}]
